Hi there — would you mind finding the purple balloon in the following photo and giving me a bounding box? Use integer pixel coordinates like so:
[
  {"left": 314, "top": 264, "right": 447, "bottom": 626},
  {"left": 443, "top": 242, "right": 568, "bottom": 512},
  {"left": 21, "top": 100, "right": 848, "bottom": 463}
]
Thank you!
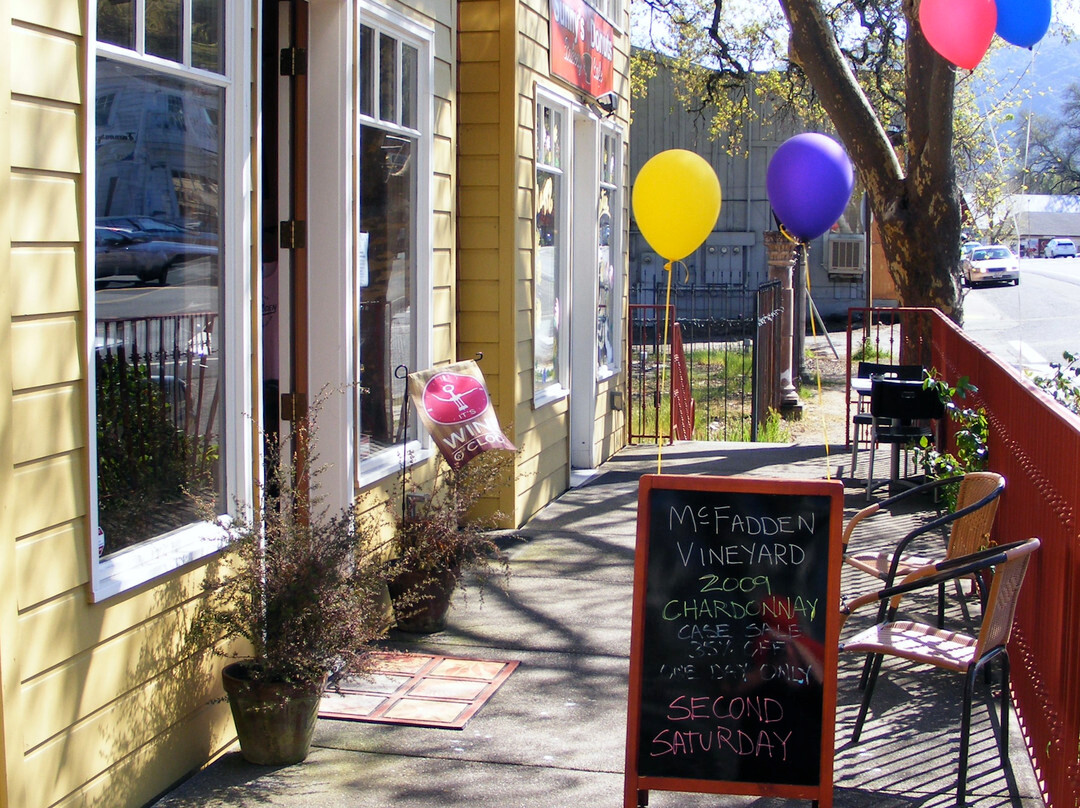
[{"left": 767, "top": 133, "right": 855, "bottom": 242}]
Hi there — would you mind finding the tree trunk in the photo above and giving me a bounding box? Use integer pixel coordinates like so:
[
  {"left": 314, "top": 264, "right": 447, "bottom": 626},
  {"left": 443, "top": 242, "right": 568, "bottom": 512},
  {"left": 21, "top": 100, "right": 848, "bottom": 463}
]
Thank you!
[{"left": 777, "top": 0, "right": 963, "bottom": 322}]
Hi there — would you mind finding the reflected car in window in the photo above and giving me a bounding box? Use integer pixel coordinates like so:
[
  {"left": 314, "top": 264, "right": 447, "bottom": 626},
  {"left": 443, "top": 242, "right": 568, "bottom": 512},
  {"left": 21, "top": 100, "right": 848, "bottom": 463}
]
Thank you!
[
  {"left": 97, "top": 215, "right": 218, "bottom": 245},
  {"left": 962, "top": 244, "right": 1019, "bottom": 287},
  {"left": 95, "top": 226, "right": 218, "bottom": 287}
]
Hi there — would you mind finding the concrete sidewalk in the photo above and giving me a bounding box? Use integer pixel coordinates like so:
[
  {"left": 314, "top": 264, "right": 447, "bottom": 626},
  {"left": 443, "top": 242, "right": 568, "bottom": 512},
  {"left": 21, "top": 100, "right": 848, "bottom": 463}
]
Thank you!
[{"left": 152, "top": 442, "right": 1044, "bottom": 808}]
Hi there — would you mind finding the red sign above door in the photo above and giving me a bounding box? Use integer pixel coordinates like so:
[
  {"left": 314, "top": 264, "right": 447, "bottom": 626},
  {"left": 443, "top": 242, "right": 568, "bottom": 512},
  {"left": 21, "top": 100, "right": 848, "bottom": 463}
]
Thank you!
[{"left": 549, "top": 0, "right": 615, "bottom": 97}]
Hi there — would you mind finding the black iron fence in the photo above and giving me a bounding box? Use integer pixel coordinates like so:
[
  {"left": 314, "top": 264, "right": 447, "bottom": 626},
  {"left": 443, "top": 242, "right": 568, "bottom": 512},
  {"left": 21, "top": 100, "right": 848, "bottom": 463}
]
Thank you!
[{"left": 627, "top": 281, "right": 783, "bottom": 443}]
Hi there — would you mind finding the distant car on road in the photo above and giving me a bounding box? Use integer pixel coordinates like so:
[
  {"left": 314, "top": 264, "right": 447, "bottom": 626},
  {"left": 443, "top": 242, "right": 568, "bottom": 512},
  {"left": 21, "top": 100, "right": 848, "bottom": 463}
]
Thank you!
[
  {"left": 961, "top": 241, "right": 982, "bottom": 260},
  {"left": 1043, "top": 238, "right": 1077, "bottom": 259},
  {"left": 95, "top": 227, "right": 218, "bottom": 287},
  {"left": 962, "top": 244, "right": 1019, "bottom": 287}
]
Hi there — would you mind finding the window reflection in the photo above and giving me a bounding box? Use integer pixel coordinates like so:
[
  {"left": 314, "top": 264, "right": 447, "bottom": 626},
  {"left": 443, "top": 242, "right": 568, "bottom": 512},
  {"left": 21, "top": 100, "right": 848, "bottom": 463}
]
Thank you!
[
  {"left": 380, "top": 34, "right": 397, "bottom": 124},
  {"left": 97, "top": 0, "right": 135, "bottom": 50},
  {"left": 535, "top": 169, "right": 560, "bottom": 386},
  {"left": 94, "top": 58, "right": 224, "bottom": 555},
  {"left": 192, "top": 0, "right": 224, "bottom": 72},
  {"left": 359, "top": 126, "right": 415, "bottom": 456},
  {"left": 146, "top": 0, "right": 183, "bottom": 63}
]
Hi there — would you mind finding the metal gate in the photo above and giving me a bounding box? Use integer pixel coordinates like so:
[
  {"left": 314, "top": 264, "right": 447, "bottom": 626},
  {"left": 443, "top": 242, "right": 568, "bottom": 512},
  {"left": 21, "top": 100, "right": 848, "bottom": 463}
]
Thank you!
[{"left": 627, "top": 281, "right": 782, "bottom": 443}]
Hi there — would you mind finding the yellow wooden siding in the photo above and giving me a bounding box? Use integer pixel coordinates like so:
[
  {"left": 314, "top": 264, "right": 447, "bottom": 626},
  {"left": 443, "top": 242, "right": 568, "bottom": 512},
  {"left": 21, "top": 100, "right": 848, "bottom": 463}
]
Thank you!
[
  {"left": 433, "top": 135, "right": 454, "bottom": 173},
  {"left": 460, "top": 91, "right": 500, "bottom": 124},
  {"left": 459, "top": 0, "right": 500, "bottom": 30},
  {"left": 431, "top": 248, "right": 454, "bottom": 288},
  {"left": 459, "top": 217, "right": 499, "bottom": 249},
  {"left": 12, "top": 454, "right": 86, "bottom": 551},
  {"left": 10, "top": 100, "right": 82, "bottom": 174},
  {"left": 11, "top": 385, "right": 84, "bottom": 464},
  {"left": 459, "top": 30, "right": 500, "bottom": 61},
  {"left": 459, "top": 154, "right": 500, "bottom": 186},
  {"left": 48, "top": 708, "right": 234, "bottom": 808},
  {"left": 11, "top": 26, "right": 81, "bottom": 104},
  {"left": 457, "top": 241, "right": 501, "bottom": 274},
  {"left": 21, "top": 597, "right": 205, "bottom": 751},
  {"left": 10, "top": 317, "right": 82, "bottom": 390},
  {"left": 1, "top": 3, "right": 21, "bottom": 805},
  {"left": 459, "top": 187, "right": 499, "bottom": 218},
  {"left": 458, "top": 310, "right": 501, "bottom": 343},
  {"left": 459, "top": 61, "right": 499, "bottom": 92},
  {"left": 432, "top": 285, "right": 453, "bottom": 327},
  {"left": 15, "top": 2, "right": 84, "bottom": 36},
  {"left": 11, "top": 247, "right": 81, "bottom": 317},
  {"left": 434, "top": 209, "right": 453, "bottom": 249},
  {"left": 24, "top": 680, "right": 232, "bottom": 808},
  {"left": 432, "top": 322, "right": 453, "bottom": 367},
  {"left": 10, "top": 174, "right": 80, "bottom": 243},
  {"left": 14, "top": 521, "right": 87, "bottom": 610}
]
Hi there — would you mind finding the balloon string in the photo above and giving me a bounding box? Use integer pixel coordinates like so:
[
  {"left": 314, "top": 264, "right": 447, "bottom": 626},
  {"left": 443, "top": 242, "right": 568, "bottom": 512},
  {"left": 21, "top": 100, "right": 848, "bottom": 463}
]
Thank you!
[
  {"left": 803, "top": 252, "right": 831, "bottom": 479},
  {"left": 658, "top": 260, "right": 675, "bottom": 474}
]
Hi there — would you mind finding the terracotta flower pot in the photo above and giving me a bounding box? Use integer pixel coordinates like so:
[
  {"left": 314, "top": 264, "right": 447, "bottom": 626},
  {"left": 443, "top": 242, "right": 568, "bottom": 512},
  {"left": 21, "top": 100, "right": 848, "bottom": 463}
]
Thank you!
[
  {"left": 221, "top": 661, "right": 327, "bottom": 766},
  {"left": 388, "top": 565, "right": 459, "bottom": 633}
]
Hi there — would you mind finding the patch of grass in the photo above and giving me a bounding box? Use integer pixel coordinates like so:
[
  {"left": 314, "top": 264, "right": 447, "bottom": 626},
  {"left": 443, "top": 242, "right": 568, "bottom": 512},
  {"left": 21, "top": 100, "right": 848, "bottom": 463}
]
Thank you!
[
  {"left": 629, "top": 342, "right": 787, "bottom": 443},
  {"left": 851, "top": 339, "right": 892, "bottom": 362}
]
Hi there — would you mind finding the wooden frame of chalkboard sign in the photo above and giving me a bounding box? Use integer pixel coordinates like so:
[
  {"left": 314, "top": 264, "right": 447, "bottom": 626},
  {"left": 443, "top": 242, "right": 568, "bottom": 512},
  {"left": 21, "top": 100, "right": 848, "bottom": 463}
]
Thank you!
[{"left": 624, "top": 474, "right": 844, "bottom": 808}]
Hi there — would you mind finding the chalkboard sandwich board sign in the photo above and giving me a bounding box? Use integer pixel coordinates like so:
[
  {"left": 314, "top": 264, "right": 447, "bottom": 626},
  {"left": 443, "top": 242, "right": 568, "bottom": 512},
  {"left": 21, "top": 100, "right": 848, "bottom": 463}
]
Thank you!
[{"left": 624, "top": 474, "right": 844, "bottom": 808}]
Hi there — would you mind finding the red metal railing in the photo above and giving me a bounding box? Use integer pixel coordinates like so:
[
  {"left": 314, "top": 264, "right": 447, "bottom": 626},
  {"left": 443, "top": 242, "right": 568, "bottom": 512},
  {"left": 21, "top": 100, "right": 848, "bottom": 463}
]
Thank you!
[{"left": 848, "top": 306, "right": 1080, "bottom": 808}]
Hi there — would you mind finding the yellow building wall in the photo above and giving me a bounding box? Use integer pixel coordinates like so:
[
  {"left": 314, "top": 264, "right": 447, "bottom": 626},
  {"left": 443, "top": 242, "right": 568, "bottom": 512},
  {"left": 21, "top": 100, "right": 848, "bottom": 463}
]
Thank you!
[
  {"left": 0, "top": 5, "right": 238, "bottom": 807},
  {"left": 458, "top": 0, "right": 630, "bottom": 525}
]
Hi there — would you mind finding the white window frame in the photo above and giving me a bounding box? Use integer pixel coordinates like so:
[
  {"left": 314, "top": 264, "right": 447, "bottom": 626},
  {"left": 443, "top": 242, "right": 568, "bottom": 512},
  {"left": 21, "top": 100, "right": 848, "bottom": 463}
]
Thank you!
[
  {"left": 597, "top": 123, "right": 623, "bottom": 381},
  {"left": 86, "top": 1, "right": 253, "bottom": 601},
  {"left": 534, "top": 88, "right": 574, "bottom": 408},
  {"left": 354, "top": 3, "right": 435, "bottom": 488}
]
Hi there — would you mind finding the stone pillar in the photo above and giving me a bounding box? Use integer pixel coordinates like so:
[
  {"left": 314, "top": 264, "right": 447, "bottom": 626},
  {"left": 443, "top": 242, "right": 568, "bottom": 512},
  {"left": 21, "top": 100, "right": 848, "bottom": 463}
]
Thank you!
[{"left": 764, "top": 231, "right": 803, "bottom": 416}]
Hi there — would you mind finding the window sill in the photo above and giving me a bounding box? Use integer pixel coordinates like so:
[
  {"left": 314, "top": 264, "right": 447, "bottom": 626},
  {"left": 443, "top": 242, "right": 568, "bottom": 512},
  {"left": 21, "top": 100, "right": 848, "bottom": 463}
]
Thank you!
[
  {"left": 597, "top": 365, "right": 619, "bottom": 383},
  {"left": 358, "top": 441, "right": 435, "bottom": 490},
  {"left": 91, "top": 520, "right": 229, "bottom": 602},
  {"left": 534, "top": 384, "right": 570, "bottom": 409}
]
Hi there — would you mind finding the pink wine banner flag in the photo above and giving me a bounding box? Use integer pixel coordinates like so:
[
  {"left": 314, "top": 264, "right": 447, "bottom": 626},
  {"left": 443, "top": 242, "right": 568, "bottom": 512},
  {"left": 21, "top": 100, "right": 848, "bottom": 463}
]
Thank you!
[{"left": 408, "top": 360, "right": 515, "bottom": 469}]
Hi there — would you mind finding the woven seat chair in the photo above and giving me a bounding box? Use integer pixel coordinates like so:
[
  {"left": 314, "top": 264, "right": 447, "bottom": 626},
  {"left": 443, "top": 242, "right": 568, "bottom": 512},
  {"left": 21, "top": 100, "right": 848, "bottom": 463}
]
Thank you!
[
  {"left": 842, "top": 472, "right": 1005, "bottom": 628},
  {"left": 839, "top": 538, "right": 1040, "bottom": 807}
]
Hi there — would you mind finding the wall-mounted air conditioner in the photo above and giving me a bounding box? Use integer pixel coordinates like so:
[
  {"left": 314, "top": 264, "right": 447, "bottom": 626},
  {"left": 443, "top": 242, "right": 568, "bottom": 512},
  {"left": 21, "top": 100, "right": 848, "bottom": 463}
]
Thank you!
[{"left": 827, "top": 236, "right": 865, "bottom": 278}]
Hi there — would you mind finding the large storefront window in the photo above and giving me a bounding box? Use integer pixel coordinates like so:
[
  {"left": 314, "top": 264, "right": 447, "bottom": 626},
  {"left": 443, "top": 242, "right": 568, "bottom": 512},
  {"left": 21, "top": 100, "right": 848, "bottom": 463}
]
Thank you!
[
  {"left": 357, "top": 19, "right": 425, "bottom": 461},
  {"left": 92, "top": 0, "right": 242, "bottom": 598},
  {"left": 597, "top": 127, "right": 621, "bottom": 376},
  {"left": 535, "top": 99, "right": 568, "bottom": 401}
]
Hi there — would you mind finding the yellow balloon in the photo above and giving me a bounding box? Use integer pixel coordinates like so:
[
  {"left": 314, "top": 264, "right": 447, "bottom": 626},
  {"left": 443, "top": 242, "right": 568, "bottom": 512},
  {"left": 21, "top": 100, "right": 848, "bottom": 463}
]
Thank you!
[{"left": 632, "top": 150, "right": 721, "bottom": 262}]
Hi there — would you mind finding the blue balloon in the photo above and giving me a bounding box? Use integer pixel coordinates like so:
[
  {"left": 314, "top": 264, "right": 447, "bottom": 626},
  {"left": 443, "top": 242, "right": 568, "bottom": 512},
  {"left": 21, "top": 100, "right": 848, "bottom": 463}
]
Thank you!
[
  {"left": 766, "top": 133, "right": 855, "bottom": 242},
  {"left": 995, "top": 0, "right": 1051, "bottom": 48}
]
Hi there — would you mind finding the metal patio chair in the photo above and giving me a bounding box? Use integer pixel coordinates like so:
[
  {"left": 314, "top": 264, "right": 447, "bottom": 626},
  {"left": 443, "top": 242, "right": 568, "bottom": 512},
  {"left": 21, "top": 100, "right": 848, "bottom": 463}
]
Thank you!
[
  {"left": 849, "top": 362, "right": 924, "bottom": 481},
  {"left": 864, "top": 377, "right": 945, "bottom": 501},
  {"left": 839, "top": 537, "right": 1040, "bottom": 808},
  {"left": 842, "top": 472, "right": 1005, "bottom": 628}
]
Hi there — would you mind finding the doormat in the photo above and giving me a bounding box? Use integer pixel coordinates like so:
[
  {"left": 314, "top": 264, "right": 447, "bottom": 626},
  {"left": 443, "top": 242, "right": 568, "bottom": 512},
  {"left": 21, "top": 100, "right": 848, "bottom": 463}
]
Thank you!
[{"left": 318, "top": 651, "right": 519, "bottom": 730}]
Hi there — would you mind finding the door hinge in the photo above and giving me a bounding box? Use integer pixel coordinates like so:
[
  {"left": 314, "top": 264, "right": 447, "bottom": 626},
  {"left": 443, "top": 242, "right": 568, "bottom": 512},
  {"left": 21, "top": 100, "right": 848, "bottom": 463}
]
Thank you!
[
  {"left": 280, "top": 392, "right": 308, "bottom": 422},
  {"left": 279, "top": 220, "right": 307, "bottom": 250},
  {"left": 279, "top": 46, "right": 308, "bottom": 77}
]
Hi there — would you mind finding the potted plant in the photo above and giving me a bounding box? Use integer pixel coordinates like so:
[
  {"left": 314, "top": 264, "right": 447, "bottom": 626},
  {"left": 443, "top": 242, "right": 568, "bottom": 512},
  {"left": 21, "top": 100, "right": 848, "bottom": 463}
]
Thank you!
[
  {"left": 188, "top": 403, "right": 394, "bottom": 766},
  {"left": 386, "top": 449, "right": 514, "bottom": 633}
]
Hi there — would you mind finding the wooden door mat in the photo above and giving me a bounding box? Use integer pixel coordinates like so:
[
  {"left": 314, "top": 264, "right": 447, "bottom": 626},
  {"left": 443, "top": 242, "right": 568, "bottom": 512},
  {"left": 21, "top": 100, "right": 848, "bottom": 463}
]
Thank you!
[{"left": 319, "top": 651, "right": 519, "bottom": 730}]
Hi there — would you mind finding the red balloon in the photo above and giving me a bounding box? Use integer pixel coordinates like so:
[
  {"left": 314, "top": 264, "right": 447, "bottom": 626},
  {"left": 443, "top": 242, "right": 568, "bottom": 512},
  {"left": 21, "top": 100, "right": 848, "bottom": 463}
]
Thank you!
[{"left": 919, "top": 0, "right": 997, "bottom": 70}]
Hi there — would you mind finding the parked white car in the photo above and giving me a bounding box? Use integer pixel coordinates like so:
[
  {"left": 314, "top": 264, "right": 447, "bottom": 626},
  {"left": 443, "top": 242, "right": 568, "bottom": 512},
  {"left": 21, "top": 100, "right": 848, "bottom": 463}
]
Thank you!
[
  {"left": 1043, "top": 238, "right": 1077, "bottom": 258},
  {"left": 962, "top": 244, "right": 1020, "bottom": 287}
]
